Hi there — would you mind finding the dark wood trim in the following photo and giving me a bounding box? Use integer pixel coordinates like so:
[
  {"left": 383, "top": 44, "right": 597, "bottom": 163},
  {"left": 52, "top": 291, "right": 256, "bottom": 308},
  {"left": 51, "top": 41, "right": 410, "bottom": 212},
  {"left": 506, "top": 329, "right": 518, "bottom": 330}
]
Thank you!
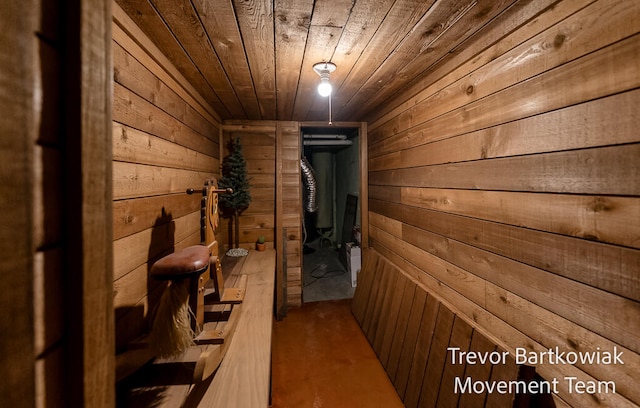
[
  {"left": 275, "top": 123, "right": 285, "bottom": 318},
  {"left": 64, "top": 0, "right": 114, "bottom": 406},
  {"left": 359, "top": 121, "right": 368, "bottom": 249},
  {"left": 0, "top": 1, "right": 37, "bottom": 406}
]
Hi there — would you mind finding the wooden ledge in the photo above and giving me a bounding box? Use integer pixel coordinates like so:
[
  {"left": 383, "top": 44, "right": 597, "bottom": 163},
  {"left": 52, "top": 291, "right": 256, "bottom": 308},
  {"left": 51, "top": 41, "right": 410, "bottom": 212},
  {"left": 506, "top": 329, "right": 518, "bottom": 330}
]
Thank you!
[{"left": 198, "top": 248, "right": 276, "bottom": 407}]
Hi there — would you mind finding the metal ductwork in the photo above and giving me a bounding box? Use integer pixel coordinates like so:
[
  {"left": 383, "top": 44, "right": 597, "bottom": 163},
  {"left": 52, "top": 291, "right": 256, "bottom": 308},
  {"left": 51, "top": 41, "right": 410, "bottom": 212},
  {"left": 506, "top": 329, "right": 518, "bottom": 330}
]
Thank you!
[{"left": 300, "top": 156, "right": 318, "bottom": 213}]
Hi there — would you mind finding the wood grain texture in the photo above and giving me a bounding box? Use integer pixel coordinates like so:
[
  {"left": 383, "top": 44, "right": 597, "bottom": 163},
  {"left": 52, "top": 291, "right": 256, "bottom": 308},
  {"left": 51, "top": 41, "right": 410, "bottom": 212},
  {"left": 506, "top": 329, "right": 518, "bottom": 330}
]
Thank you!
[
  {"left": 456, "top": 330, "right": 496, "bottom": 408},
  {"left": 400, "top": 187, "right": 639, "bottom": 248},
  {"left": 1, "top": 1, "right": 39, "bottom": 406},
  {"left": 362, "top": 3, "right": 640, "bottom": 405},
  {"left": 369, "top": 0, "right": 640, "bottom": 145},
  {"left": 275, "top": 122, "right": 285, "bottom": 316},
  {"left": 341, "top": 0, "right": 515, "bottom": 119},
  {"left": 221, "top": 121, "right": 302, "bottom": 307},
  {"left": 274, "top": 0, "right": 313, "bottom": 119},
  {"left": 435, "top": 317, "right": 474, "bottom": 408},
  {"left": 113, "top": 5, "right": 220, "bottom": 353},
  {"left": 199, "top": 249, "right": 276, "bottom": 407},
  {"left": 112, "top": 0, "right": 519, "bottom": 122},
  {"left": 191, "top": 0, "right": 262, "bottom": 119},
  {"left": 370, "top": 243, "right": 638, "bottom": 408},
  {"left": 394, "top": 287, "right": 427, "bottom": 399},
  {"left": 63, "top": 1, "right": 115, "bottom": 406},
  {"left": 369, "top": 90, "right": 640, "bottom": 168},
  {"left": 369, "top": 217, "right": 640, "bottom": 354},
  {"left": 404, "top": 294, "right": 440, "bottom": 408},
  {"left": 111, "top": 11, "right": 221, "bottom": 123}
]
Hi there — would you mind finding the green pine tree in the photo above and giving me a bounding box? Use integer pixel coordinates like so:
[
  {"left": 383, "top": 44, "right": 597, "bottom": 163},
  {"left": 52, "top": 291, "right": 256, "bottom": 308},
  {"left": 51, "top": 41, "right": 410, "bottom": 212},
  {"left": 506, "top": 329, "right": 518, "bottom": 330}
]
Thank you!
[{"left": 218, "top": 137, "right": 252, "bottom": 248}]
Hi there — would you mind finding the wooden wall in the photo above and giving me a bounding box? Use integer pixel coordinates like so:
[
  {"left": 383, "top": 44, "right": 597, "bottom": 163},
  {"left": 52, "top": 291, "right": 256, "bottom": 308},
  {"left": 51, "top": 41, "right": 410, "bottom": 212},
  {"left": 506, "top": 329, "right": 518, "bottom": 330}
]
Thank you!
[
  {"left": 221, "top": 121, "right": 303, "bottom": 308},
  {"left": 2, "top": 0, "right": 113, "bottom": 407},
  {"left": 279, "top": 123, "right": 304, "bottom": 309},
  {"left": 353, "top": 250, "right": 522, "bottom": 408},
  {"left": 112, "top": 5, "right": 221, "bottom": 351},
  {"left": 364, "top": 0, "right": 639, "bottom": 407}
]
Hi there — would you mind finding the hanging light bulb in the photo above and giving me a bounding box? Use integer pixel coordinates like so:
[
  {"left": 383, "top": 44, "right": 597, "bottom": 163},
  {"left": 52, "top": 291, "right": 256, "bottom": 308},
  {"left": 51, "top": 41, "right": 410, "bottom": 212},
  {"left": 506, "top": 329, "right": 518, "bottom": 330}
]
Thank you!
[
  {"left": 312, "top": 62, "right": 336, "bottom": 97},
  {"left": 317, "top": 76, "right": 332, "bottom": 97}
]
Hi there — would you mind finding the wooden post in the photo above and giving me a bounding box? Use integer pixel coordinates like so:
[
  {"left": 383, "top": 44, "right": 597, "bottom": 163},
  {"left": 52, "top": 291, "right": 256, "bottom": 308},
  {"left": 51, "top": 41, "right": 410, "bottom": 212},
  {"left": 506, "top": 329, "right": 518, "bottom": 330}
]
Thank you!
[{"left": 275, "top": 122, "right": 286, "bottom": 317}]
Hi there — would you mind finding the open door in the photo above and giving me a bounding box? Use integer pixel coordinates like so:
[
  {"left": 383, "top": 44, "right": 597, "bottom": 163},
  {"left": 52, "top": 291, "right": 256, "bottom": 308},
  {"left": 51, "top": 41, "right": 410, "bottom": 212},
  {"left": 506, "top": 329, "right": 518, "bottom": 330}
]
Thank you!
[{"left": 298, "top": 122, "right": 367, "bottom": 303}]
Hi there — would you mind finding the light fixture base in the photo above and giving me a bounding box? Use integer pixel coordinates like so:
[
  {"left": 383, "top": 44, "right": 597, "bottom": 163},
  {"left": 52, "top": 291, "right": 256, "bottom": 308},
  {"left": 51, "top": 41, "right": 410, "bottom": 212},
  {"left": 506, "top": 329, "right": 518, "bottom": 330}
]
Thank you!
[{"left": 313, "top": 62, "right": 337, "bottom": 76}]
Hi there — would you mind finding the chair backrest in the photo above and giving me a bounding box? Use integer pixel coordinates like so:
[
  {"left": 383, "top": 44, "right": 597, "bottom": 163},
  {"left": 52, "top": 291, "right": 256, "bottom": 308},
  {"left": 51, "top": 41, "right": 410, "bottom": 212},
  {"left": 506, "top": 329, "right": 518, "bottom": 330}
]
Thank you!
[{"left": 204, "top": 178, "right": 220, "bottom": 257}]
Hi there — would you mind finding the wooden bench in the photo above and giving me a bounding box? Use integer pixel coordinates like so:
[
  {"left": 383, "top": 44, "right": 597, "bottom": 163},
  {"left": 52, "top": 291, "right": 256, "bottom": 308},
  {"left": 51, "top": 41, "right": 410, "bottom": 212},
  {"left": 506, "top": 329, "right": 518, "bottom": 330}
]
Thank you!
[
  {"left": 197, "top": 248, "right": 275, "bottom": 407},
  {"left": 117, "top": 248, "right": 275, "bottom": 408}
]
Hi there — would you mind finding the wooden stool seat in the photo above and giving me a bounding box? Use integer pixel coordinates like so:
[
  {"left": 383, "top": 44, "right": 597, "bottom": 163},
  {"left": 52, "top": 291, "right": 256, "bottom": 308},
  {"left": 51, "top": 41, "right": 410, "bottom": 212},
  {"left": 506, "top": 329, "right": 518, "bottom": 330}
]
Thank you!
[
  {"left": 150, "top": 245, "right": 210, "bottom": 280},
  {"left": 116, "top": 180, "right": 244, "bottom": 385}
]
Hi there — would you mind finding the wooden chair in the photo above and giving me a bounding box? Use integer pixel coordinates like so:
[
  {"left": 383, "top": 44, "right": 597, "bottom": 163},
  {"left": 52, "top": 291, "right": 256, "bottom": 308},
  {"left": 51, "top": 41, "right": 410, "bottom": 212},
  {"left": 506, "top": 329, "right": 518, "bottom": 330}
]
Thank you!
[{"left": 117, "top": 178, "right": 247, "bottom": 383}]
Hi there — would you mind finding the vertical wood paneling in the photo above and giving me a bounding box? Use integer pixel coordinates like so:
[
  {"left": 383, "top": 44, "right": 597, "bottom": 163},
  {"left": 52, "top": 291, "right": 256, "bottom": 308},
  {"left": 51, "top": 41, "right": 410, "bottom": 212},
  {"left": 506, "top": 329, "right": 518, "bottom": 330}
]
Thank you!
[
  {"left": 436, "top": 317, "right": 474, "bottom": 408},
  {"left": 372, "top": 266, "right": 400, "bottom": 354},
  {"left": 1, "top": 1, "right": 39, "bottom": 406},
  {"left": 363, "top": 0, "right": 640, "bottom": 406},
  {"left": 112, "top": 3, "right": 220, "bottom": 352},
  {"left": 68, "top": 2, "right": 114, "bottom": 405},
  {"left": 457, "top": 331, "right": 496, "bottom": 408},
  {"left": 394, "top": 288, "right": 427, "bottom": 399},
  {"left": 353, "top": 250, "right": 525, "bottom": 408},
  {"left": 379, "top": 274, "right": 408, "bottom": 365},
  {"left": 418, "top": 306, "right": 455, "bottom": 408},
  {"left": 483, "top": 349, "right": 519, "bottom": 408},
  {"left": 404, "top": 295, "right": 440, "bottom": 407},
  {"left": 4, "top": 0, "right": 113, "bottom": 406},
  {"left": 351, "top": 247, "right": 379, "bottom": 322},
  {"left": 276, "top": 123, "right": 285, "bottom": 317},
  {"left": 385, "top": 281, "right": 417, "bottom": 379},
  {"left": 280, "top": 123, "right": 303, "bottom": 308}
]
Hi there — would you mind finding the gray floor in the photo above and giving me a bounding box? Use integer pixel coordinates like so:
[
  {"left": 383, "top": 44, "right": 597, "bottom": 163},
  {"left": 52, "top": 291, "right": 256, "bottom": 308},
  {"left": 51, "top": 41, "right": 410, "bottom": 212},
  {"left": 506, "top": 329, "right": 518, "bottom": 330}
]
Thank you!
[{"left": 302, "top": 238, "right": 356, "bottom": 303}]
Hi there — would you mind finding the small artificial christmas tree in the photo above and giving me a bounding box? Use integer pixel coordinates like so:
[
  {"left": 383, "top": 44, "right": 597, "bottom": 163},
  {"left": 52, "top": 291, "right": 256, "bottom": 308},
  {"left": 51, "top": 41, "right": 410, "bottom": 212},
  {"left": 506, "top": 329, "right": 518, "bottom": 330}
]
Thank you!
[{"left": 218, "top": 137, "right": 252, "bottom": 251}]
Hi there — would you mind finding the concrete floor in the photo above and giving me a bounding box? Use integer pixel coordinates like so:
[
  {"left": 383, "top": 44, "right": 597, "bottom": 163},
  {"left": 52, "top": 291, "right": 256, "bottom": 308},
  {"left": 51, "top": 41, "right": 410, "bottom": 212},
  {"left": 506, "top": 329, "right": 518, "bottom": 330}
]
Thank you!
[
  {"left": 302, "top": 239, "right": 356, "bottom": 303},
  {"left": 271, "top": 299, "right": 405, "bottom": 408}
]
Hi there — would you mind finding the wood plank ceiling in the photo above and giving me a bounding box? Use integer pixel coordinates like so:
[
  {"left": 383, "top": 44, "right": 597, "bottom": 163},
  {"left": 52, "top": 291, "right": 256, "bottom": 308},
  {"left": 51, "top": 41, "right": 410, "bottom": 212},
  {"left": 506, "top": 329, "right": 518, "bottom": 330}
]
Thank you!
[{"left": 115, "top": 0, "right": 517, "bottom": 122}]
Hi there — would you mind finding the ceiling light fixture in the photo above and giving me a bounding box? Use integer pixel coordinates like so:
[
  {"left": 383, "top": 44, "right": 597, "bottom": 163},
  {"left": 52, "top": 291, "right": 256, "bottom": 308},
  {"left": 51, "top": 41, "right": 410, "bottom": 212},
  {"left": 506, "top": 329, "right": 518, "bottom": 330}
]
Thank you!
[
  {"left": 313, "top": 62, "right": 336, "bottom": 97},
  {"left": 312, "top": 62, "right": 337, "bottom": 124}
]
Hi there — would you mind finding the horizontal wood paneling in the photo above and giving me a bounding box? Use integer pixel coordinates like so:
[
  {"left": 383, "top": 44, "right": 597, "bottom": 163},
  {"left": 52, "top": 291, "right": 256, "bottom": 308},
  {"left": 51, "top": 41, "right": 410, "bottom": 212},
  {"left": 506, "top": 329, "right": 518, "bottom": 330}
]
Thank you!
[
  {"left": 364, "top": 0, "right": 640, "bottom": 407},
  {"left": 400, "top": 187, "right": 639, "bottom": 248},
  {"left": 112, "top": 4, "right": 220, "bottom": 352},
  {"left": 221, "top": 124, "right": 275, "bottom": 250},
  {"left": 370, "top": 144, "right": 640, "bottom": 195},
  {"left": 369, "top": 90, "right": 640, "bottom": 171},
  {"left": 113, "top": 162, "right": 215, "bottom": 200},
  {"left": 369, "top": 0, "right": 640, "bottom": 142},
  {"left": 113, "top": 123, "right": 216, "bottom": 172},
  {"left": 374, "top": 201, "right": 639, "bottom": 303},
  {"left": 222, "top": 121, "right": 303, "bottom": 308}
]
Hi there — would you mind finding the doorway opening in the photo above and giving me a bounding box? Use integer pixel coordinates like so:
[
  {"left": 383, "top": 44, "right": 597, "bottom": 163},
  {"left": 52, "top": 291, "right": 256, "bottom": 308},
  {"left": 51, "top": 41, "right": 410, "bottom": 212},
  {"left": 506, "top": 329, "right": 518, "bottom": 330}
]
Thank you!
[{"left": 300, "top": 125, "right": 362, "bottom": 303}]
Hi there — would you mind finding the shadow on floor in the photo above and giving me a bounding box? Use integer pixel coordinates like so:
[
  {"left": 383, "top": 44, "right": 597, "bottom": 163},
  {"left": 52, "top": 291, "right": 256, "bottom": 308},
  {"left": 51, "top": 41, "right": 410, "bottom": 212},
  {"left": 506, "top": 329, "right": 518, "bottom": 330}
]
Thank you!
[{"left": 303, "top": 238, "right": 355, "bottom": 303}]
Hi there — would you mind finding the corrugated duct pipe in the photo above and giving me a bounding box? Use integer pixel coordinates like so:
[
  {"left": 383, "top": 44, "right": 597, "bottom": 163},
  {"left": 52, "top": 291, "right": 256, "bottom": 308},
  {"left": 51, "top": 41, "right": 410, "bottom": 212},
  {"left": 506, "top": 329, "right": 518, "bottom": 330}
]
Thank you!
[{"left": 300, "top": 156, "right": 318, "bottom": 213}]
